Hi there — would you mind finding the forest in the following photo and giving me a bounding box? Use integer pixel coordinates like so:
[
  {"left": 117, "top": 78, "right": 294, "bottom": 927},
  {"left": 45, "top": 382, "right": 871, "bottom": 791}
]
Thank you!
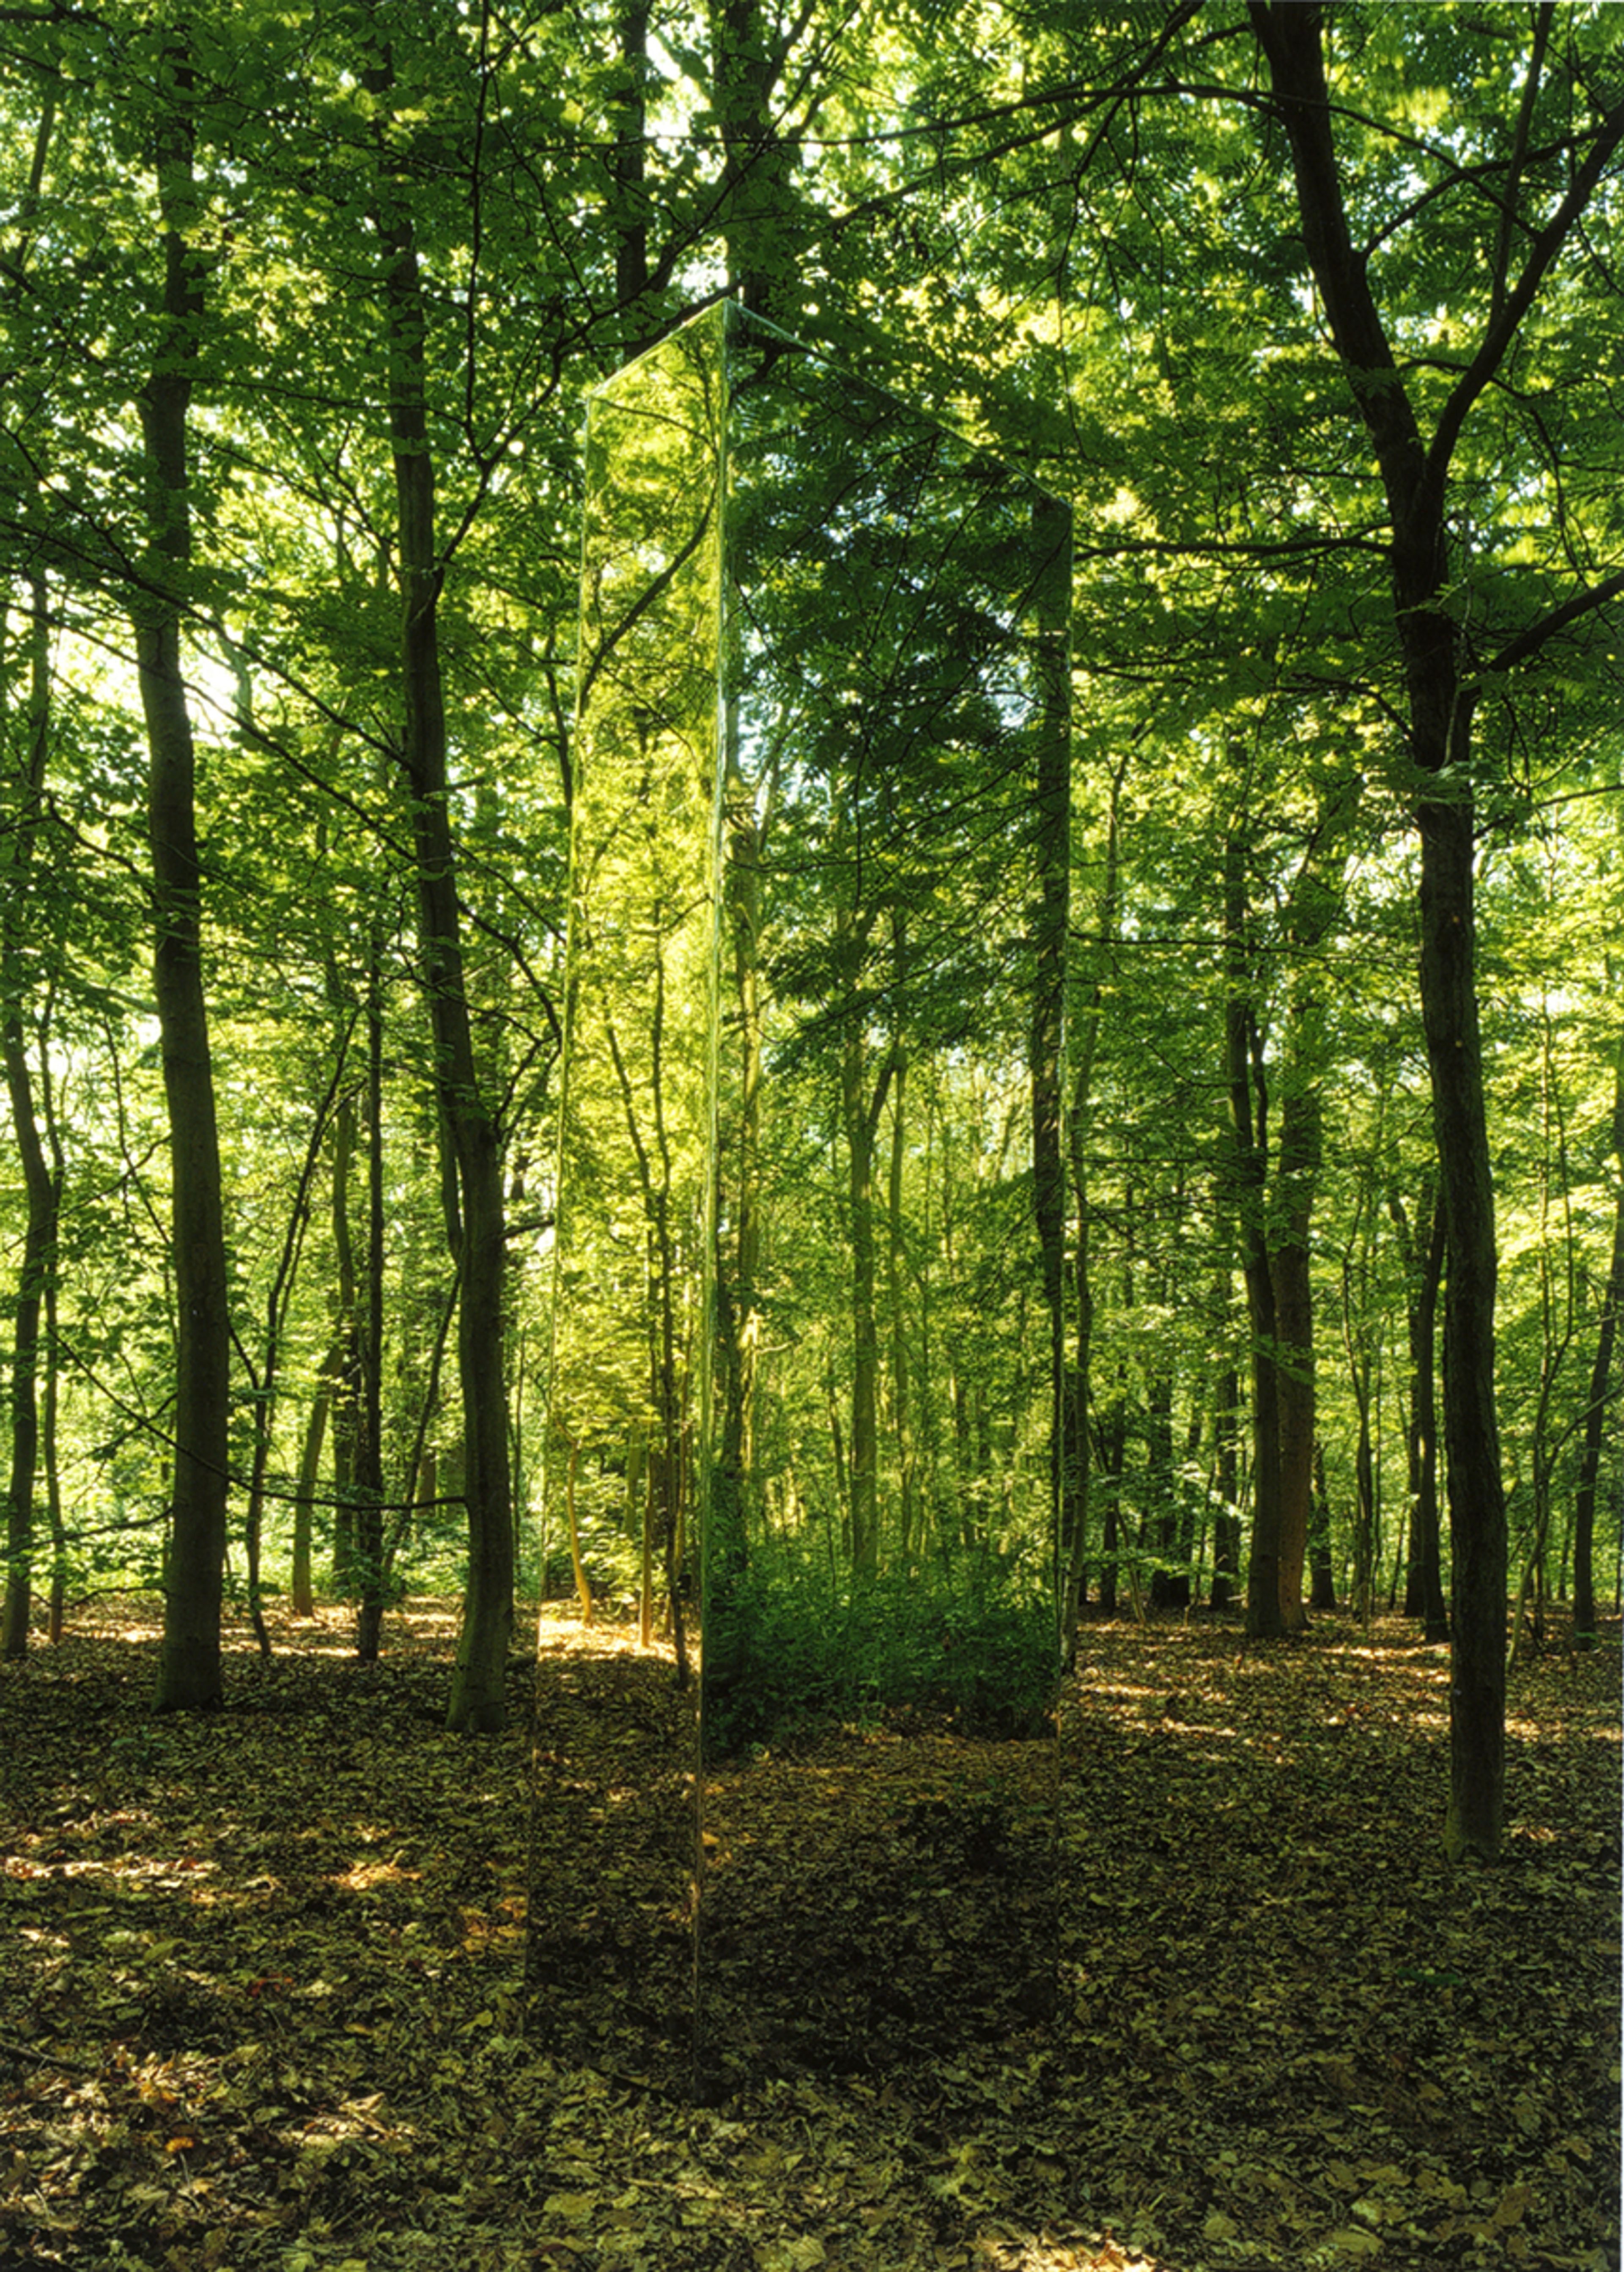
[{"left": 0, "top": 1, "right": 1620, "bottom": 2266}]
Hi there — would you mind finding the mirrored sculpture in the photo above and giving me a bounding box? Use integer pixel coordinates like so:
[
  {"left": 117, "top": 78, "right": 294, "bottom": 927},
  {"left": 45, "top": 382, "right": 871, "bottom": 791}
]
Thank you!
[{"left": 529, "top": 303, "right": 1071, "bottom": 2091}]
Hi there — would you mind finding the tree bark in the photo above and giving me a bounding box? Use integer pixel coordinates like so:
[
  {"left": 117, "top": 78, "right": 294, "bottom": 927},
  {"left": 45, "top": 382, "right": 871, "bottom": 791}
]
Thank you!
[
  {"left": 0, "top": 102, "right": 59, "bottom": 1657},
  {"left": 1066, "top": 753, "right": 1127, "bottom": 1630},
  {"left": 1030, "top": 488, "right": 1071, "bottom": 1651},
  {"left": 1572, "top": 1033, "right": 1623, "bottom": 1646},
  {"left": 1390, "top": 1180, "right": 1449, "bottom": 1642},
  {"left": 1, "top": 575, "right": 57, "bottom": 1660},
  {"left": 1269, "top": 774, "right": 1358, "bottom": 1631},
  {"left": 355, "top": 969, "right": 387, "bottom": 1662},
  {"left": 369, "top": 55, "right": 514, "bottom": 1729},
  {"left": 1225, "top": 832, "right": 1285, "bottom": 1638},
  {"left": 139, "top": 48, "right": 231, "bottom": 1712},
  {"left": 842, "top": 989, "right": 886, "bottom": 1578},
  {"left": 1241, "top": 0, "right": 1624, "bottom": 1851}
]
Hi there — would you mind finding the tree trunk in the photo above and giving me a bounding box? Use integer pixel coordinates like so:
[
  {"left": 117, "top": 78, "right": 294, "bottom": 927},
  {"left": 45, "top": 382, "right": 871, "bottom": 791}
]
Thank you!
[
  {"left": 1420, "top": 795, "right": 1505, "bottom": 1858},
  {"left": 1225, "top": 833, "right": 1285, "bottom": 1638},
  {"left": 291, "top": 1362, "right": 330, "bottom": 1618},
  {"left": 0, "top": 1014, "right": 53, "bottom": 1661},
  {"left": 140, "top": 52, "right": 230, "bottom": 1713},
  {"left": 1096, "top": 1400, "right": 1125, "bottom": 1619},
  {"left": 1, "top": 574, "right": 57, "bottom": 1661},
  {"left": 713, "top": 698, "right": 767, "bottom": 1585},
  {"left": 886, "top": 1051, "right": 917, "bottom": 1556},
  {"left": 1029, "top": 488, "right": 1070, "bottom": 1651},
  {"left": 1268, "top": 772, "right": 1357, "bottom": 1632},
  {"left": 329, "top": 1090, "right": 362, "bottom": 1591},
  {"left": 1210, "top": 1355, "right": 1242, "bottom": 1614},
  {"left": 1391, "top": 1180, "right": 1449, "bottom": 1642},
  {"left": 1146, "top": 1364, "right": 1180, "bottom": 1610},
  {"left": 1572, "top": 1031, "right": 1624, "bottom": 1646},
  {"left": 369, "top": 58, "right": 513, "bottom": 1729},
  {"left": 1241, "top": 0, "right": 1623, "bottom": 1852},
  {"left": 355, "top": 970, "right": 387, "bottom": 1662},
  {"left": 1064, "top": 756, "right": 1126, "bottom": 1641},
  {"left": 843, "top": 1008, "right": 883, "bottom": 1578},
  {"left": 1308, "top": 1437, "right": 1336, "bottom": 1613},
  {"left": 613, "top": 0, "right": 651, "bottom": 342}
]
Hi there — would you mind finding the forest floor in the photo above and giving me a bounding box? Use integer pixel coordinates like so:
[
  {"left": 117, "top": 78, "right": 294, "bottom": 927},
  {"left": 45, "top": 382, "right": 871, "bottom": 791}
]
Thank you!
[{"left": 0, "top": 1596, "right": 1617, "bottom": 2272}]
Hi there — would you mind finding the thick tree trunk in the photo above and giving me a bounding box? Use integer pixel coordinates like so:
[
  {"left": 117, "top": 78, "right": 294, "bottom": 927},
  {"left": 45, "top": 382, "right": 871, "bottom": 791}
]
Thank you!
[
  {"left": 1247, "top": 0, "right": 1547, "bottom": 1854},
  {"left": 140, "top": 64, "right": 230, "bottom": 1712},
  {"left": 144, "top": 605, "right": 230, "bottom": 1710},
  {"left": 714, "top": 0, "right": 799, "bottom": 323},
  {"left": 1418, "top": 795, "right": 1507, "bottom": 1857}
]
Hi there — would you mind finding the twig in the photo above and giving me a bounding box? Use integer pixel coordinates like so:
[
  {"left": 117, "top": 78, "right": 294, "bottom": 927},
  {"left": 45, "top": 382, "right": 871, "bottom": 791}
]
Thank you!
[{"left": 0, "top": 2034, "right": 99, "bottom": 2075}]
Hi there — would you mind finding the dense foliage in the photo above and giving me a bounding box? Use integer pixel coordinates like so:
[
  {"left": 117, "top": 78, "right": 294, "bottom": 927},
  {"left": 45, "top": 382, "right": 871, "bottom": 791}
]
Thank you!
[{"left": 0, "top": 4, "right": 1619, "bottom": 1852}]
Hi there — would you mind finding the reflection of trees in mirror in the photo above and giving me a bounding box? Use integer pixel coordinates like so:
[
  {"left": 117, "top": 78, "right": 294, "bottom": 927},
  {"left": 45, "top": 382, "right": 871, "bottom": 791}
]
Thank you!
[
  {"left": 706, "top": 310, "right": 1069, "bottom": 1693},
  {"left": 546, "top": 302, "right": 1066, "bottom": 2078},
  {"left": 700, "top": 1534, "right": 1058, "bottom": 1759}
]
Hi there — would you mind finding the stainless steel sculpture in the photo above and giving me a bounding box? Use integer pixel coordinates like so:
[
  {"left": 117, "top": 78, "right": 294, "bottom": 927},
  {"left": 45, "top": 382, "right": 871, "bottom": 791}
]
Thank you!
[{"left": 529, "top": 302, "right": 1070, "bottom": 2091}]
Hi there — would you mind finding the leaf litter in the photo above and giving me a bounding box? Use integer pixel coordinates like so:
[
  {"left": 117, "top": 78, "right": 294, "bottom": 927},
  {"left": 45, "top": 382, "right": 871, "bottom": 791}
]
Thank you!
[{"left": 0, "top": 1597, "right": 1616, "bottom": 2271}]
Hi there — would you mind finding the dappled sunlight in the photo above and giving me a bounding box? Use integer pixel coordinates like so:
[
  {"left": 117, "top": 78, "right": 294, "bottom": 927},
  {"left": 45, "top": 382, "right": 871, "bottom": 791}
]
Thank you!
[{"left": 3, "top": 1597, "right": 1616, "bottom": 2269}]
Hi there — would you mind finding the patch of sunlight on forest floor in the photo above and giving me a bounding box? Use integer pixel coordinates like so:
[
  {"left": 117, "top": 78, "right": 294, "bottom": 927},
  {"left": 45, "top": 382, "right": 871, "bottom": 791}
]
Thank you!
[{"left": 1, "top": 1596, "right": 1617, "bottom": 2271}]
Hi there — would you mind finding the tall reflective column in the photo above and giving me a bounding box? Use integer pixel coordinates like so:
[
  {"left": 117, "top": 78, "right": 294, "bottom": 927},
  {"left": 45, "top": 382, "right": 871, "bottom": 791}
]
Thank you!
[{"left": 530, "top": 303, "right": 1070, "bottom": 2092}]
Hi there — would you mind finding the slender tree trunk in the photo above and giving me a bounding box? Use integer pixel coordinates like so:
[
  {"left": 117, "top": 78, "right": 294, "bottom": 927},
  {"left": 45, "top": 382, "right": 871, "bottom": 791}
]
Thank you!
[
  {"left": 1063, "top": 757, "right": 1127, "bottom": 1636},
  {"left": 1572, "top": 1033, "right": 1624, "bottom": 1646},
  {"left": 355, "top": 970, "right": 387, "bottom": 1661},
  {"left": 1096, "top": 1400, "right": 1125, "bottom": 1619},
  {"left": 140, "top": 52, "right": 230, "bottom": 1712},
  {"left": 886, "top": 1051, "right": 916, "bottom": 1555},
  {"left": 329, "top": 1092, "right": 362, "bottom": 1590},
  {"left": 843, "top": 1011, "right": 883, "bottom": 1578},
  {"left": 1308, "top": 1438, "right": 1336, "bottom": 1613},
  {"left": 1269, "top": 774, "right": 1356, "bottom": 1632},
  {"left": 35, "top": 1032, "right": 65, "bottom": 1643},
  {"left": 566, "top": 1441, "right": 593, "bottom": 1625},
  {"left": 291, "top": 1364, "right": 330, "bottom": 1618},
  {"left": 1, "top": 1017, "right": 53, "bottom": 1660},
  {"left": 1, "top": 575, "right": 57, "bottom": 1660},
  {"left": 1225, "top": 833, "right": 1285, "bottom": 1638},
  {"left": 369, "top": 57, "right": 513, "bottom": 1728},
  {"left": 1210, "top": 1355, "right": 1242, "bottom": 1614},
  {"left": 1391, "top": 1181, "right": 1449, "bottom": 1641},
  {"left": 1030, "top": 488, "right": 1071, "bottom": 1649},
  {"left": 1146, "top": 1360, "right": 1182, "bottom": 1611},
  {"left": 0, "top": 91, "right": 59, "bottom": 1662},
  {"left": 713, "top": 692, "right": 767, "bottom": 1583}
]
